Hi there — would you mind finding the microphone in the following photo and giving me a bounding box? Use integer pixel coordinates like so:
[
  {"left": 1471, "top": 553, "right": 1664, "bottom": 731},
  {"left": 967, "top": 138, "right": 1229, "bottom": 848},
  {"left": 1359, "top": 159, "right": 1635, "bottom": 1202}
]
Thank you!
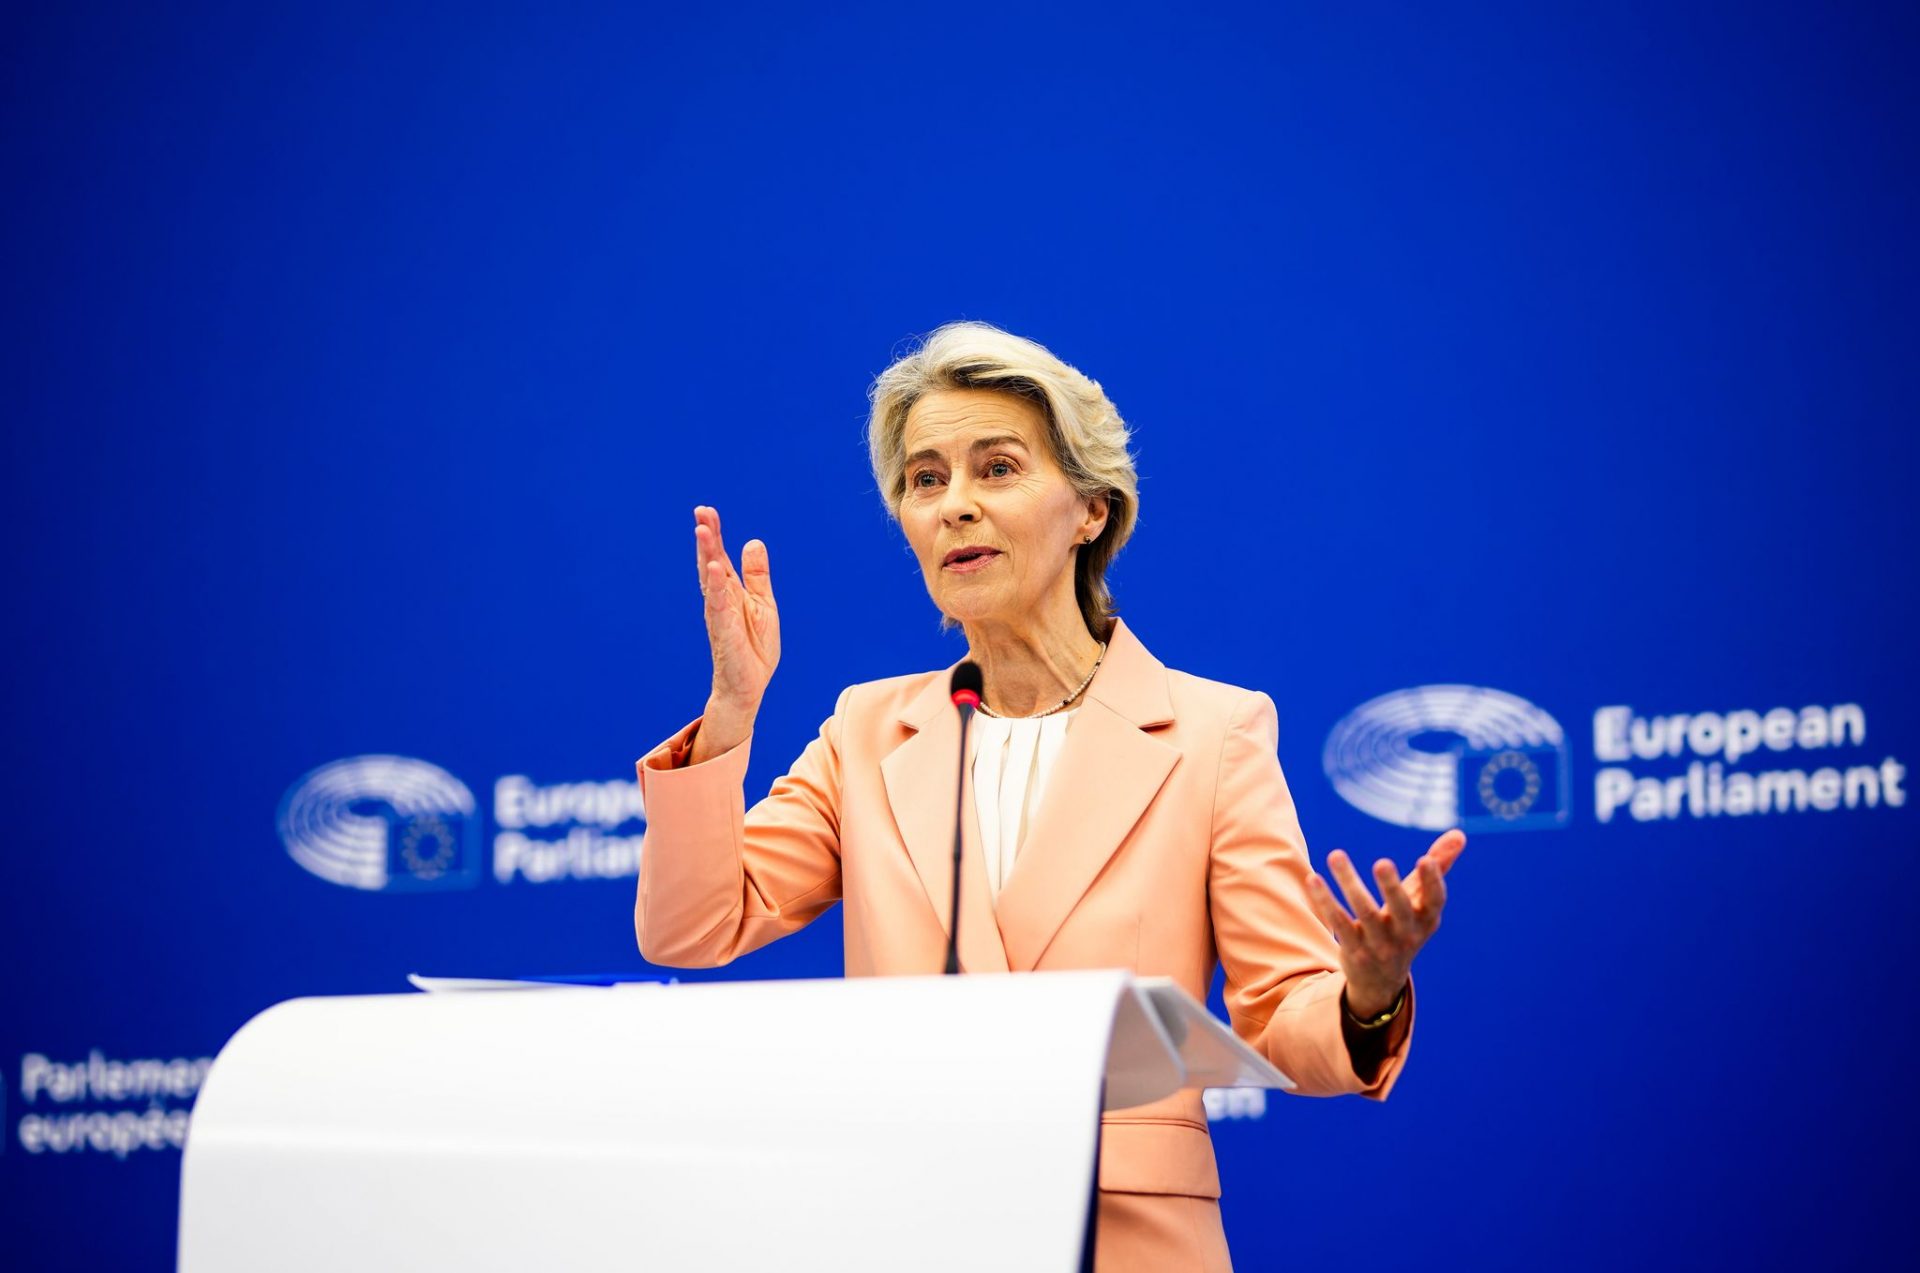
[{"left": 945, "top": 662, "right": 983, "bottom": 975}]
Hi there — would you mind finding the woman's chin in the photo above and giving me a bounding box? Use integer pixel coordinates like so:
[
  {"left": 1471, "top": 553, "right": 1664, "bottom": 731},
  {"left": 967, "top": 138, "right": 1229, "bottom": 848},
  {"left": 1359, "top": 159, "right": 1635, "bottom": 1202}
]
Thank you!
[{"left": 932, "top": 589, "right": 1006, "bottom": 627}]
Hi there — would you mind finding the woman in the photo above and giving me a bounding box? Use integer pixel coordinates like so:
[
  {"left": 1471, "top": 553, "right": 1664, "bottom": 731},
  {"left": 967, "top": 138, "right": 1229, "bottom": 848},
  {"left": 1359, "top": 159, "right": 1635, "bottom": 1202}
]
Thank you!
[{"left": 635, "top": 321, "right": 1466, "bottom": 1272}]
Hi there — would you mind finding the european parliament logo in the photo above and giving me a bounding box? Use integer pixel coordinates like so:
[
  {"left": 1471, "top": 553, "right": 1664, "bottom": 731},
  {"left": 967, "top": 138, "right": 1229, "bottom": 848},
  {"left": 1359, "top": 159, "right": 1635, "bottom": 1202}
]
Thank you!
[
  {"left": 276, "top": 755, "right": 481, "bottom": 891},
  {"left": 1323, "top": 686, "right": 1570, "bottom": 833}
]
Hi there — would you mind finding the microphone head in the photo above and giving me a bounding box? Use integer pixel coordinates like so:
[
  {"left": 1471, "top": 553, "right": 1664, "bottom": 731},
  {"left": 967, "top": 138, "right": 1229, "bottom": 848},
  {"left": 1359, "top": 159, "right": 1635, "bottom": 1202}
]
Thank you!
[{"left": 950, "top": 661, "right": 983, "bottom": 710}]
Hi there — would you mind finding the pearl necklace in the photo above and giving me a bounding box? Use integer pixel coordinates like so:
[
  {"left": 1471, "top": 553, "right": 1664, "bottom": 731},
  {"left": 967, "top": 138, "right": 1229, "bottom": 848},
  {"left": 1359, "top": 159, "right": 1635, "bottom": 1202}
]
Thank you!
[{"left": 977, "top": 643, "right": 1108, "bottom": 720}]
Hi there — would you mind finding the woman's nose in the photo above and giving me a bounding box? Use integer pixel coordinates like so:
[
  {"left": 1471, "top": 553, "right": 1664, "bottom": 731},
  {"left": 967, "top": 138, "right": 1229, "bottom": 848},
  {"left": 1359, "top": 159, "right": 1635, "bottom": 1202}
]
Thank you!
[{"left": 939, "top": 477, "right": 980, "bottom": 526}]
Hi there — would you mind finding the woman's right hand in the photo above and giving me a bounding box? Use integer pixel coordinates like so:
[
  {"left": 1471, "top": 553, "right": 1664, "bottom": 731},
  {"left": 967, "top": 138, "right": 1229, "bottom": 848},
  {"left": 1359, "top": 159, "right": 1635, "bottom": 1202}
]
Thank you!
[{"left": 692, "top": 505, "right": 779, "bottom": 758}]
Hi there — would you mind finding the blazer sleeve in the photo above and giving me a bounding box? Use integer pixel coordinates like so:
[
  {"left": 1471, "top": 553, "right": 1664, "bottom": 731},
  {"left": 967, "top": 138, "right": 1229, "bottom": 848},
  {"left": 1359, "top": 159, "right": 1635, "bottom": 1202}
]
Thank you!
[
  {"left": 1208, "top": 689, "right": 1415, "bottom": 1100},
  {"left": 632, "top": 687, "right": 849, "bottom": 967}
]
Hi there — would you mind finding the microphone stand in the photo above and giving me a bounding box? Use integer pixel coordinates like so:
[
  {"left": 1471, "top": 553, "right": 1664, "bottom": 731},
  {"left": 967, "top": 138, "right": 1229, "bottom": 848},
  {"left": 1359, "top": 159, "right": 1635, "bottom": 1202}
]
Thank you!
[{"left": 945, "top": 672, "right": 981, "bottom": 975}]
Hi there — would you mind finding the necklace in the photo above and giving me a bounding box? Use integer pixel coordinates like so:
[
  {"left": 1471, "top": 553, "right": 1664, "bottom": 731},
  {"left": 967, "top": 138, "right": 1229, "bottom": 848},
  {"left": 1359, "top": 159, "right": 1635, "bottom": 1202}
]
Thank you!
[{"left": 977, "top": 643, "right": 1108, "bottom": 720}]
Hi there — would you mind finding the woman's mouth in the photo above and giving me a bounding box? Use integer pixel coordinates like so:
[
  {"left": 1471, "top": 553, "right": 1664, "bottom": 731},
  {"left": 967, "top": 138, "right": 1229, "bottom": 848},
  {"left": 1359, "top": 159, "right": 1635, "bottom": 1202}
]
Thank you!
[{"left": 942, "top": 547, "right": 1003, "bottom": 573}]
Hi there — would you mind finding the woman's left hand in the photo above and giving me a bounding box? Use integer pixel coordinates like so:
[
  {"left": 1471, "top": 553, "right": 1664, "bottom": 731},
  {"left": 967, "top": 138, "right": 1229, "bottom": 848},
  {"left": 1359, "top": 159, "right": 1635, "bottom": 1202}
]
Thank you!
[{"left": 1304, "top": 829, "right": 1467, "bottom": 1017}]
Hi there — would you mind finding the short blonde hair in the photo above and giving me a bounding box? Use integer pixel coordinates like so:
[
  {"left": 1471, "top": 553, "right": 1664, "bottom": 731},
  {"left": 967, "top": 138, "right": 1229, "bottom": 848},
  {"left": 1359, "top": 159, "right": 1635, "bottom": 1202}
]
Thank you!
[{"left": 866, "top": 321, "right": 1139, "bottom": 637}]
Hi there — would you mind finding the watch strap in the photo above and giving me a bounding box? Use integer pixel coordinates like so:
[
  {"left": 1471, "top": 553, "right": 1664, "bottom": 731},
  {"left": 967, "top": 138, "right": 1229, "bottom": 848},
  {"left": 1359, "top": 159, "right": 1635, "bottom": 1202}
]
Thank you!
[{"left": 1342, "top": 984, "right": 1408, "bottom": 1030}]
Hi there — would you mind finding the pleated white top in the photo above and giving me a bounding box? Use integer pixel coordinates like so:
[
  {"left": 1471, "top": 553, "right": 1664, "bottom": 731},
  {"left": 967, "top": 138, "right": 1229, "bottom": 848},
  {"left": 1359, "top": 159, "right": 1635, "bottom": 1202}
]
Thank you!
[{"left": 969, "top": 707, "right": 1079, "bottom": 902}]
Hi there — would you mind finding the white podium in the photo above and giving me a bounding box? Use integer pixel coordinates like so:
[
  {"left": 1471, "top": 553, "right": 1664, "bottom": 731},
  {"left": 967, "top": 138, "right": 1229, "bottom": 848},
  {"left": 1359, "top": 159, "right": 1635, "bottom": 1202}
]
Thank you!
[{"left": 177, "top": 970, "right": 1291, "bottom": 1273}]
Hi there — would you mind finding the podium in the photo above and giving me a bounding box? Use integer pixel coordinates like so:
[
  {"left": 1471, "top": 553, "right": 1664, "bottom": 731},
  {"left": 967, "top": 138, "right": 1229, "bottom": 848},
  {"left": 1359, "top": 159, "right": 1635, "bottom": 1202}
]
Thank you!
[{"left": 177, "top": 970, "right": 1291, "bottom": 1272}]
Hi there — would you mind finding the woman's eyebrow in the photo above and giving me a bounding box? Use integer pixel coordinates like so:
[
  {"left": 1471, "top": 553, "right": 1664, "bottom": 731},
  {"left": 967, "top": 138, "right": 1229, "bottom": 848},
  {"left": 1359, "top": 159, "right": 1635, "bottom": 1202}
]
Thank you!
[{"left": 903, "top": 435, "right": 1031, "bottom": 467}]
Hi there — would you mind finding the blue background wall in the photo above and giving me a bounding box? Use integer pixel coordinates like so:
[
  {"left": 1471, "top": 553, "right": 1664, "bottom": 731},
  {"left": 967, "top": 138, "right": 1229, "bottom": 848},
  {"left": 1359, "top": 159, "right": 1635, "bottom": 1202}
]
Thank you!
[{"left": 5, "top": 2, "right": 1915, "bottom": 1268}]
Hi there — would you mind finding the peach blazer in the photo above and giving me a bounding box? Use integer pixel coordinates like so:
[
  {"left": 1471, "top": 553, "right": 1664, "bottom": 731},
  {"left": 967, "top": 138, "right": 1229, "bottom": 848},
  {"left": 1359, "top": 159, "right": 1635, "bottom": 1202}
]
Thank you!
[{"left": 634, "top": 617, "right": 1413, "bottom": 1203}]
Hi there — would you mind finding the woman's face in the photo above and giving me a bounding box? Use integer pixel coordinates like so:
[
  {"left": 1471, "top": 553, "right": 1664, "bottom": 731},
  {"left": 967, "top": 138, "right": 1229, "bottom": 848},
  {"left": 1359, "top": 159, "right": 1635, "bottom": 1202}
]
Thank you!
[{"left": 898, "top": 387, "right": 1107, "bottom": 631}]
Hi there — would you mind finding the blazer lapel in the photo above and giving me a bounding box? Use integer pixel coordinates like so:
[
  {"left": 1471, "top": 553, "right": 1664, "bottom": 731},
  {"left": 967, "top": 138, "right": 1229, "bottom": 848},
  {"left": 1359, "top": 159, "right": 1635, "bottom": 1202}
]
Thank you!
[
  {"left": 880, "top": 677, "right": 1012, "bottom": 975},
  {"left": 880, "top": 620, "right": 1178, "bottom": 975},
  {"left": 993, "top": 620, "right": 1179, "bottom": 971}
]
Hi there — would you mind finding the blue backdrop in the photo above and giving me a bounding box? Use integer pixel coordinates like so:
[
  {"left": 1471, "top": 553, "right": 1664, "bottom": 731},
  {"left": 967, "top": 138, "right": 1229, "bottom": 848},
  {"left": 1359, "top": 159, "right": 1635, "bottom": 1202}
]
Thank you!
[{"left": 5, "top": 2, "right": 1916, "bottom": 1268}]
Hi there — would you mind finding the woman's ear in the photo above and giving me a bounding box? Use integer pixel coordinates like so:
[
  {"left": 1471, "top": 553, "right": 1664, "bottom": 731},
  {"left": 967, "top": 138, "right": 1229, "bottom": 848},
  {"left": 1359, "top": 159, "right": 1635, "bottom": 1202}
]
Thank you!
[{"left": 1081, "top": 491, "right": 1110, "bottom": 545}]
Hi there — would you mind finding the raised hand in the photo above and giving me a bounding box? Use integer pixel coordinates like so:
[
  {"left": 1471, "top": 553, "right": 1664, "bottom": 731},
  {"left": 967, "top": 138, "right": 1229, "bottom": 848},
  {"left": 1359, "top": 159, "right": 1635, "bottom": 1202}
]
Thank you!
[
  {"left": 1304, "top": 828, "right": 1467, "bottom": 1016},
  {"left": 692, "top": 505, "right": 779, "bottom": 759}
]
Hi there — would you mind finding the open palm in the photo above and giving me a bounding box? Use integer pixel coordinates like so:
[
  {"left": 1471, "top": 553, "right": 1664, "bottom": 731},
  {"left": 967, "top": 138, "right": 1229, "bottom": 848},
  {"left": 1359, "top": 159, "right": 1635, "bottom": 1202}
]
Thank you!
[{"left": 695, "top": 505, "right": 780, "bottom": 712}]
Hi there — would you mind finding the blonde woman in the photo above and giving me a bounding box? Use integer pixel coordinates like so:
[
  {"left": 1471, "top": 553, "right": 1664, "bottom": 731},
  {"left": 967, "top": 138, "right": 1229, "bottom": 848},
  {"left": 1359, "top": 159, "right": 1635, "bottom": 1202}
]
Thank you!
[{"left": 636, "top": 321, "right": 1466, "bottom": 1271}]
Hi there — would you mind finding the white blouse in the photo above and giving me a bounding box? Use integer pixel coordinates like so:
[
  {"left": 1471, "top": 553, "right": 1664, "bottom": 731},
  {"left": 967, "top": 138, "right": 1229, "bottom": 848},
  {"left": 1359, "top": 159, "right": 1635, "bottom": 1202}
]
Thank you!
[{"left": 969, "top": 707, "right": 1079, "bottom": 901}]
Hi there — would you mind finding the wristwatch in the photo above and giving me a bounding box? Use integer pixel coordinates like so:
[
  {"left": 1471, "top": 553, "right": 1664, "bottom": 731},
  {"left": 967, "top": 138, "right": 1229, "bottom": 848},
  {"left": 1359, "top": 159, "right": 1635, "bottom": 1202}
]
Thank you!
[{"left": 1341, "top": 984, "right": 1408, "bottom": 1030}]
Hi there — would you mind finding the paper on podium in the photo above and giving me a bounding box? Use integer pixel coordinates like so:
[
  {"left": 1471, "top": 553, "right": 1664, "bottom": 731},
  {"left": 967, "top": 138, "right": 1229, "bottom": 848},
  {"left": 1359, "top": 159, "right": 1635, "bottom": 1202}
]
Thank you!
[
  {"left": 1131, "top": 976, "right": 1296, "bottom": 1091},
  {"left": 1101, "top": 975, "right": 1294, "bottom": 1107},
  {"left": 405, "top": 974, "right": 556, "bottom": 991},
  {"left": 401, "top": 975, "right": 664, "bottom": 998}
]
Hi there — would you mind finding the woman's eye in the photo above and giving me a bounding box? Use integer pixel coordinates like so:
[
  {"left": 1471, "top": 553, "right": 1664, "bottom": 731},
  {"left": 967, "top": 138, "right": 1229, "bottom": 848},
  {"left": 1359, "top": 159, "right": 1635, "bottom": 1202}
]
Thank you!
[
  {"left": 912, "top": 471, "right": 939, "bottom": 488},
  {"left": 987, "top": 461, "right": 1013, "bottom": 478}
]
